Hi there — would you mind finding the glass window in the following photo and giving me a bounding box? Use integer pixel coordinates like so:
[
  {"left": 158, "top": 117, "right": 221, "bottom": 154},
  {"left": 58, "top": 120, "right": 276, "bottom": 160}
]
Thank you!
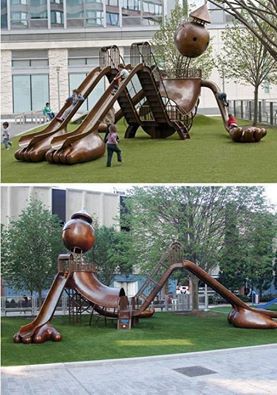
[
  {"left": 86, "top": 57, "right": 99, "bottom": 66},
  {"left": 1, "top": 0, "right": 8, "bottom": 29},
  {"left": 107, "top": 0, "right": 118, "bottom": 5},
  {"left": 30, "top": 0, "right": 47, "bottom": 19},
  {"left": 68, "top": 58, "right": 86, "bottom": 66},
  {"left": 30, "top": 59, "right": 49, "bottom": 67},
  {"left": 11, "top": 0, "right": 28, "bottom": 4},
  {"left": 106, "top": 12, "right": 119, "bottom": 26},
  {"left": 11, "top": 11, "right": 28, "bottom": 27},
  {"left": 13, "top": 74, "right": 49, "bottom": 113},
  {"left": 12, "top": 60, "right": 31, "bottom": 68},
  {"left": 85, "top": 10, "right": 103, "bottom": 26},
  {"left": 51, "top": 10, "right": 63, "bottom": 24},
  {"left": 122, "top": 0, "right": 140, "bottom": 11},
  {"left": 31, "top": 74, "right": 49, "bottom": 111},
  {"left": 87, "top": 76, "right": 105, "bottom": 110},
  {"left": 13, "top": 75, "right": 31, "bottom": 112}
]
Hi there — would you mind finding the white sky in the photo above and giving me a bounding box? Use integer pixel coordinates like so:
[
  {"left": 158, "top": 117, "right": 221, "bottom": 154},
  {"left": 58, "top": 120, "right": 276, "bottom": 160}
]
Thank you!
[{"left": 52, "top": 183, "right": 277, "bottom": 209}]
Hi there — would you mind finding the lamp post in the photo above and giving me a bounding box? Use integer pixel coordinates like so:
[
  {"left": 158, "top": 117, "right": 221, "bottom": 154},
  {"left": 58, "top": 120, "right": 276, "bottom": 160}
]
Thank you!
[{"left": 56, "top": 66, "right": 61, "bottom": 109}]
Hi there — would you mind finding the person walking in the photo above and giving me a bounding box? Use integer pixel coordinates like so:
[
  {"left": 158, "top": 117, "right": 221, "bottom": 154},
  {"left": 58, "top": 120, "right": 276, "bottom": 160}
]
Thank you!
[
  {"left": 106, "top": 124, "right": 122, "bottom": 167},
  {"left": 2, "top": 121, "right": 12, "bottom": 149}
]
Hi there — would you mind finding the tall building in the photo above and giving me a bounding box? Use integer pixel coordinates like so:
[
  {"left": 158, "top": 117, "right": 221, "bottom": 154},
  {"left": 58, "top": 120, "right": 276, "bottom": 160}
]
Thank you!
[
  {"left": 1, "top": 185, "right": 120, "bottom": 228},
  {"left": 1, "top": 0, "right": 174, "bottom": 115},
  {"left": 1, "top": 1, "right": 276, "bottom": 116}
]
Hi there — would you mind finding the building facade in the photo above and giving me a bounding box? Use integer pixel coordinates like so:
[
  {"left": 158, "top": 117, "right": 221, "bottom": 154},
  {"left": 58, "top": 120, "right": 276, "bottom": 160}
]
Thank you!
[
  {"left": 1, "top": 185, "right": 120, "bottom": 227},
  {"left": 1, "top": 0, "right": 276, "bottom": 116}
]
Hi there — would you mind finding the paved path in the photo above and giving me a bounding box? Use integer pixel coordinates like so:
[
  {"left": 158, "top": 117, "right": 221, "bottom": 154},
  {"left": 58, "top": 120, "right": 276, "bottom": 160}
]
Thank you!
[{"left": 1, "top": 344, "right": 277, "bottom": 395}]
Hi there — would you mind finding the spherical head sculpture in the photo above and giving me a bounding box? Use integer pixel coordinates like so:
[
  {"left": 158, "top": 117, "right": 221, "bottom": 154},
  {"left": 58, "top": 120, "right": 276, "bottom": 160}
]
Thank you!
[
  {"left": 62, "top": 210, "right": 95, "bottom": 253},
  {"left": 174, "top": 2, "right": 211, "bottom": 59},
  {"left": 175, "top": 22, "right": 210, "bottom": 58}
]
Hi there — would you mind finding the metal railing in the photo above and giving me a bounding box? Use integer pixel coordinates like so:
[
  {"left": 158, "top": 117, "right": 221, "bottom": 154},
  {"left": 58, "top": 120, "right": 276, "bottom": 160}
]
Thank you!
[
  {"left": 14, "top": 111, "right": 48, "bottom": 124},
  {"left": 229, "top": 100, "right": 277, "bottom": 126}
]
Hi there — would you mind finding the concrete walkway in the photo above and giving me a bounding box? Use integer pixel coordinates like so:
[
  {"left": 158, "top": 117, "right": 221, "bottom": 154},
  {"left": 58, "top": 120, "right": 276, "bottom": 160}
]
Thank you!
[{"left": 1, "top": 344, "right": 277, "bottom": 395}]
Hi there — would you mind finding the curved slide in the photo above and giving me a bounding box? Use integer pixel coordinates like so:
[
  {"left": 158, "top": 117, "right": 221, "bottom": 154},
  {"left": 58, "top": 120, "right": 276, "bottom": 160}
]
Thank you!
[
  {"left": 45, "top": 63, "right": 146, "bottom": 164},
  {"left": 201, "top": 80, "right": 267, "bottom": 143},
  {"left": 135, "top": 260, "right": 277, "bottom": 329},
  {"left": 13, "top": 257, "right": 276, "bottom": 344},
  {"left": 15, "top": 66, "right": 111, "bottom": 162},
  {"left": 14, "top": 273, "right": 68, "bottom": 343},
  {"left": 72, "top": 271, "right": 154, "bottom": 319}
]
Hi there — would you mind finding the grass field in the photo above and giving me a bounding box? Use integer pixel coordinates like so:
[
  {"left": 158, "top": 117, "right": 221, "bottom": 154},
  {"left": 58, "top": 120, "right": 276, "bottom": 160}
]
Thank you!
[
  {"left": 1, "top": 116, "right": 277, "bottom": 183},
  {"left": 2, "top": 311, "right": 277, "bottom": 366}
]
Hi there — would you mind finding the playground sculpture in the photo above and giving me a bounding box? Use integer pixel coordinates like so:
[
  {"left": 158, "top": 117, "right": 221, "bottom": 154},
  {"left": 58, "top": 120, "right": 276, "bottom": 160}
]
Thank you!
[
  {"left": 14, "top": 3, "right": 267, "bottom": 165},
  {"left": 13, "top": 211, "right": 277, "bottom": 344}
]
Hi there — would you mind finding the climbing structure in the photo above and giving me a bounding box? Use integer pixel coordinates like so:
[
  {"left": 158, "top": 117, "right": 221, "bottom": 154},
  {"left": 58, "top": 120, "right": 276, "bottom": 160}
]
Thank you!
[{"left": 13, "top": 211, "right": 277, "bottom": 344}]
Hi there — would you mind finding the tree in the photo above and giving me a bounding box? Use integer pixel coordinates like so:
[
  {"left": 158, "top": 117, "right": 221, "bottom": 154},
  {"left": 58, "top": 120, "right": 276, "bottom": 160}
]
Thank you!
[
  {"left": 122, "top": 186, "right": 269, "bottom": 309},
  {"left": 208, "top": 0, "right": 277, "bottom": 60},
  {"left": 219, "top": 202, "right": 248, "bottom": 291},
  {"left": 88, "top": 226, "right": 133, "bottom": 285},
  {"left": 152, "top": 3, "right": 214, "bottom": 78},
  {"left": 244, "top": 211, "right": 276, "bottom": 298},
  {"left": 1, "top": 199, "right": 63, "bottom": 306},
  {"left": 216, "top": 19, "right": 277, "bottom": 125}
]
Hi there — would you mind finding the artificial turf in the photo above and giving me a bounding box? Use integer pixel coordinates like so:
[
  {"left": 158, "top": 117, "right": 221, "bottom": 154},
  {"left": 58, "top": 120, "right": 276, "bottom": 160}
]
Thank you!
[
  {"left": 2, "top": 311, "right": 277, "bottom": 366},
  {"left": 1, "top": 116, "right": 277, "bottom": 183}
]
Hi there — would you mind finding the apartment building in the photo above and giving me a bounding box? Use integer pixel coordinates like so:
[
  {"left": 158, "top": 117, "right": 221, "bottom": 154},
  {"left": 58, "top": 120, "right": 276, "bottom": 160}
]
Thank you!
[
  {"left": 1, "top": 1, "right": 276, "bottom": 116},
  {"left": 1, "top": 185, "right": 120, "bottom": 227}
]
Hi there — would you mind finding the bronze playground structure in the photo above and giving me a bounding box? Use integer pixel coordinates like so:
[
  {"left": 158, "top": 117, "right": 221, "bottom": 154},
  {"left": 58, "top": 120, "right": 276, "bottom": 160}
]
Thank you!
[
  {"left": 14, "top": 3, "right": 267, "bottom": 165},
  {"left": 14, "top": 210, "right": 277, "bottom": 344}
]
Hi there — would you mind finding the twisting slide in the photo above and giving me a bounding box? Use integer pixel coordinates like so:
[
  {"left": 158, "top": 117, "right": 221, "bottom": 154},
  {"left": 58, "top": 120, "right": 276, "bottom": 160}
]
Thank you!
[{"left": 14, "top": 66, "right": 112, "bottom": 162}]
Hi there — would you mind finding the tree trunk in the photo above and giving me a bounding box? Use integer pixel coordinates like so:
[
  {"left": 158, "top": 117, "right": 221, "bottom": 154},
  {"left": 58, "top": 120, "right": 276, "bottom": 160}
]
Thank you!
[
  {"left": 190, "top": 275, "right": 199, "bottom": 310},
  {"left": 253, "top": 85, "right": 259, "bottom": 126},
  {"left": 38, "top": 290, "right": 43, "bottom": 308}
]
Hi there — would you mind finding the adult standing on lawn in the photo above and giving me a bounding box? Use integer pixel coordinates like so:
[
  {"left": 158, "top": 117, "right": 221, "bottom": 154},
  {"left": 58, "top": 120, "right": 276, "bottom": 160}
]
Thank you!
[{"left": 106, "top": 124, "right": 122, "bottom": 167}]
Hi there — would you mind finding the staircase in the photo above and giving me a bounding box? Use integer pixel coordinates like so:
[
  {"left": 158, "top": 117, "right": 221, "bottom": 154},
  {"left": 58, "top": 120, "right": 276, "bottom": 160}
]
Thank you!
[{"left": 134, "top": 242, "right": 183, "bottom": 313}]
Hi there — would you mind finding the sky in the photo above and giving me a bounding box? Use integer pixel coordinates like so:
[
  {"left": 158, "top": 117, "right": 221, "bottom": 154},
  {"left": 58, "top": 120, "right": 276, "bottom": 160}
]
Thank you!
[{"left": 53, "top": 183, "right": 277, "bottom": 209}]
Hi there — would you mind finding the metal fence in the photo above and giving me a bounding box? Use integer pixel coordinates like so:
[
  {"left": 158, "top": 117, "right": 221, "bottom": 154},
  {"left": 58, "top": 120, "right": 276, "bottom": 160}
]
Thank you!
[
  {"left": 1, "top": 292, "right": 226, "bottom": 316},
  {"left": 229, "top": 100, "right": 277, "bottom": 126}
]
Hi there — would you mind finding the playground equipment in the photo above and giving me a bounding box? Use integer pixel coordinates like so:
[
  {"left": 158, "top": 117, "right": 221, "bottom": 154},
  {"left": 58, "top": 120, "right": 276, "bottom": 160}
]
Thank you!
[
  {"left": 13, "top": 211, "right": 277, "bottom": 344},
  {"left": 14, "top": 3, "right": 267, "bottom": 165}
]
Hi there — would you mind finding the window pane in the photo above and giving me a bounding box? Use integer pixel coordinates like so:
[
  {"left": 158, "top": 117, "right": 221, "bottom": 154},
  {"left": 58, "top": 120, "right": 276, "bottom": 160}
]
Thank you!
[
  {"left": 87, "top": 76, "right": 105, "bottom": 109},
  {"left": 106, "top": 12, "right": 119, "bottom": 26},
  {"left": 13, "top": 75, "right": 31, "bottom": 113},
  {"left": 1, "top": 0, "right": 8, "bottom": 29},
  {"left": 30, "top": 0, "right": 47, "bottom": 18},
  {"left": 30, "top": 59, "right": 49, "bottom": 67},
  {"left": 68, "top": 58, "right": 86, "bottom": 66},
  {"left": 31, "top": 74, "right": 49, "bottom": 111},
  {"left": 12, "top": 60, "right": 30, "bottom": 68}
]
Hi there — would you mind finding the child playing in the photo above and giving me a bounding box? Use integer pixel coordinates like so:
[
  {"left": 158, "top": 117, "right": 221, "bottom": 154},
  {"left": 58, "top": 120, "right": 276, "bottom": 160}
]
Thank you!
[
  {"left": 217, "top": 92, "right": 229, "bottom": 107},
  {"left": 106, "top": 124, "right": 122, "bottom": 167},
  {"left": 2, "top": 122, "right": 12, "bottom": 149},
  {"left": 57, "top": 89, "right": 84, "bottom": 122},
  {"left": 227, "top": 114, "right": 238, "bottom": 129},
  {"left": 111, "top": 64, "right": 129, "bottom": 95},
  {"left": 43, "top": 102, "right": 55, "bottom": 121}
]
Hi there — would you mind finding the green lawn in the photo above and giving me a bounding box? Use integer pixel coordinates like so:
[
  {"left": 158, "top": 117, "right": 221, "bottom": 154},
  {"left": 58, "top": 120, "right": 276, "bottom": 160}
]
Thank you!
[
  {"left": 2, "top": 311, "right": 277, "bottom": 366},
  {"left": 1, "top": 116, "right": 277, "bottom": 183}
]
